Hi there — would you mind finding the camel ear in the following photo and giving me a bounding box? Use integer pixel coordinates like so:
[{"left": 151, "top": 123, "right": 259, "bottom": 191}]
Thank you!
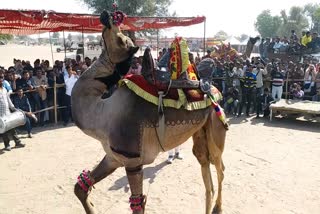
[{"left": 100, "top": 11, "right": 111, "bottom": 29}]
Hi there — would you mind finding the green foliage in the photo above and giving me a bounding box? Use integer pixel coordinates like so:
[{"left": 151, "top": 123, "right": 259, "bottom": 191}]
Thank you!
[
  {"left": 52, "top": 32, "right": 60, "bottom": 39},
  {"left": 81, "top": 0, "right": 173, "bottom": 17},
  {"left": 0, "top": 34, "right": 13, "bottom": 41},
  {"left": 304, "top": 3, "right": 320, "bottom": 32},
  {"left": 81, "top": 0, "right": 175, "bottom": 38},
  {"left": 255, "top": 5, "right": 318, "bottom": 39},
  {"left": 277, "top": 6, "right": 309, "bottom": 37},
  {"left": 255, "top": 10, "right": 282, "bottom": 38},
  {"left": 67, "top": 33, "right": 72, "bottom": 41},
  {"left": 214, "top": 30, "right": 228, "bottom": 40}
]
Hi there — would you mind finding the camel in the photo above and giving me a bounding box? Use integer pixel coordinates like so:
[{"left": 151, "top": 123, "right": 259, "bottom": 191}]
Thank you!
[
  {"left": 72, "top": 11, "right": 227, "bottom": 214},
  {"left": 243, "top": 36, "right": 261, "bottom": 59}
]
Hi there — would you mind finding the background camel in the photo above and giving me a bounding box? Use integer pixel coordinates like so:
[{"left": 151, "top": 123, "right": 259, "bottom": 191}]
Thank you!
[
  {"left": 72, "top": 11, "right": 227, "bottom": 214},
  {"left": 244, "top": 36, "right": 261, "bottom": 59}
]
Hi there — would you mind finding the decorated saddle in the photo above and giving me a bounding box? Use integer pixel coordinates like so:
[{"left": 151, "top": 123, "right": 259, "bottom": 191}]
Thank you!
[{"left": 120, "top": 37, "right": 228, "bottom": 128}]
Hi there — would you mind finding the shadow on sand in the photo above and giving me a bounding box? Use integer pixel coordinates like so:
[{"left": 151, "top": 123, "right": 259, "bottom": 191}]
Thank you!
[
  {"left": 108, "top": 161, "right": 169, "bottom": 192},
  {"left": 227, "top": 114, "right": 320, "bottom": 133}
]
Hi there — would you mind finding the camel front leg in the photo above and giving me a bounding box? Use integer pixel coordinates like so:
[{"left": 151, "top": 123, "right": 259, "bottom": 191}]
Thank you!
[
  {"left": 193, "top": 129, "right": 214, "bottom": 214},
  {"left": 74, "top": 155, "right": 120, "bottom": 214},
  {"left": 126, "top": 165, "right": 146, "bottom": 214}
]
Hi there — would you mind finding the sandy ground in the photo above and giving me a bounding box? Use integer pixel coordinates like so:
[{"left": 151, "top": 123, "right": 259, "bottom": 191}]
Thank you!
[
  {"left": 0, "top": 116, "right": 319, "bottom": 214},
  {"left": 0, "top": 45, "right": 320, "bottom": 213}
]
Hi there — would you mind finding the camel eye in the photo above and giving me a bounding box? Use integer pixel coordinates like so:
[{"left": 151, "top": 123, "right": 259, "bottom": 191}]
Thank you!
[{"left": 117, "top": 37, "right": 126, "bottom": 47}]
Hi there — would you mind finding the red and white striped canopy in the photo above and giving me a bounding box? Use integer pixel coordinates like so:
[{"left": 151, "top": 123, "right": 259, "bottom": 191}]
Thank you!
[{"left": 0, "top": 9, "right": 206, "bottom": 35}]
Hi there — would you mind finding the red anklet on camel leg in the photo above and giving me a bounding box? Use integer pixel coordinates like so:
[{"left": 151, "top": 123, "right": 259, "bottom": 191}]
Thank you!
[
  {"left": 129, "top": 194, "right": 147, "bottom": 212},
  {"left": 77, "top": 170, "right": 95, "bottom": 193}
]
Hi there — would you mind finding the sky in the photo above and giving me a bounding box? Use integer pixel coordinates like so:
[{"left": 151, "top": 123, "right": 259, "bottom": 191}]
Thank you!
[{"left": 1, "top": 0, "right": 319, "bottom": 38}]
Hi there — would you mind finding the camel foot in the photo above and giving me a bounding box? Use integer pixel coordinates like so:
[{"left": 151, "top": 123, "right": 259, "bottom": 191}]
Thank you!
[
  {"left": 74, "top": 183, "right": 96, "bottom": 214},
  {"left": 212, "top": 204, "right": 222, "bottom": 214}
]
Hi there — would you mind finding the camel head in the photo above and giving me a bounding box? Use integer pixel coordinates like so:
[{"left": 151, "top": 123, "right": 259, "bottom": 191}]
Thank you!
[{"left": 100, "top": 11, "right": 139, "bottom": 64}]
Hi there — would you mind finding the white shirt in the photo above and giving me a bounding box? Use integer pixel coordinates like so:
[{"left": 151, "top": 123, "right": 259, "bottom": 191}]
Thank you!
[
  {"left": 253, "top": 68, "right": 267, "bottom": 88},
  {"left": 63, "top": 68, "right": 79, "bottom": 96}
]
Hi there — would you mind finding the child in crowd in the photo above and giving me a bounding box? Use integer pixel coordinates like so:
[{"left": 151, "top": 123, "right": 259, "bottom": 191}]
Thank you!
[{"left": 291, "top": 83, "right": 304, "bottom": 100}]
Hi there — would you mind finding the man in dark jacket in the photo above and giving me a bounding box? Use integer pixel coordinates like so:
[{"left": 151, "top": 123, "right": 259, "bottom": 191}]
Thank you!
[{"left": 257, "top": 88, "right": 274, "bottom": 118}]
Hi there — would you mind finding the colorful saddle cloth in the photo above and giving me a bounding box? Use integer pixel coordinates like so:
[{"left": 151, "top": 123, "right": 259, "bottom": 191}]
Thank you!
[{"left": 120, "top": 74, "right": 223, "bottom": 111}]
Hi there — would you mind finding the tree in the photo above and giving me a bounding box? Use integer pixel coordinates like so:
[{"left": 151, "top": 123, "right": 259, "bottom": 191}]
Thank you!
[
  {"left": 0, "top": 34, "right": 13, "bottom": 41},
  {"left": 87, "top": 35, "right": 95, "bottom": 41},
  {"left": 82, "top": 0, "right": 173, "bottom": 17},
  {"left": 214, "top": 30, "right": 228, "bottom": 41},
  {"left": 67, "top": 33, "right": 72, "bottom": 41},
  {"left": 52, "top": 32, "right": 60, "bottom": 39},
  {"left": 277, "top": 6, "right": 309, "bottom": 37},
  {"left": 304, "top": 3, "right": 320, "bottom": 32},
  {"left": 236, "top": 34, "right": 249, "bottom": 43},
  {"left": 255, "top": 10, "right": 282, "bottom": 38},
  {"left": 81, "top": 0, "right": 175, "bottom": 38}
]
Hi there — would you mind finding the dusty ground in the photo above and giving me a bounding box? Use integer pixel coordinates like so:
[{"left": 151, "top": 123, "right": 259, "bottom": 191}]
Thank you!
[{"left": 0, "top": 116, "right": 319, "bottom": 214}]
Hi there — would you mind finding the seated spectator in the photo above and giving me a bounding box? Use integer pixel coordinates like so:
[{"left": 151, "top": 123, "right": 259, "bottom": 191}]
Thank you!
[
  {"left": 257, "top": 88, "right": 274, "bottom": 118},
  {"left": 290, "top": 30, "right": 298, "bottom": 42},
  {"left": 127, "top": 57, "right": 142, "bottom": 75},
  {"left": 301, "top": 31, "right": 312, "bottom": 48},
  {"left": 13, "top": 88, "right": 38, "bottom": 138},
  {"left": 304, "top": 64, "right": 316, "bottom": 94},
  {"left": 313, "top": 67, "right": 320, "bottom": 101},
  {"left": 290, "top": 83, "right": 304, "bottom": 100},
  {"left": 224, "top": 84, "right": 240, "bottom": 115},
  {"left": 308, "top": 33, "right": 320, "bottom": 50}
]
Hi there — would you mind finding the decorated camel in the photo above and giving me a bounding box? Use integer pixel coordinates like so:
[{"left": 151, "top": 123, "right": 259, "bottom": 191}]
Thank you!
[{"left": 72, "top": 10, "right": 227, "bottom": 214}]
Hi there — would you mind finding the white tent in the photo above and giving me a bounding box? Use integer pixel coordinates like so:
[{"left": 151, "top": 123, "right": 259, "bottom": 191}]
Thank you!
[{"left": 225, "top": 36, "right": 241, "bottom": 45}]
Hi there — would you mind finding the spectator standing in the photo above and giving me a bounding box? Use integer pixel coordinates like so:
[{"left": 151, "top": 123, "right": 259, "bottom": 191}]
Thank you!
[
  {"left": 32, "top": 67, "right": 48, "bottom": 126},
  {"left": 63, "top": 64, "right": 79, "bottom": 126},
  {"left": 238, "top": 64, "right": 257, "bottom": 117},
  {"left": 301, "top": 31, "right": 312, "bottom": 48},
  {"left": 271, "top": 64, "right": 285, "bottom": 101},
  {"left": 167, "top": 146, "right": 183, "bottom": 164}
]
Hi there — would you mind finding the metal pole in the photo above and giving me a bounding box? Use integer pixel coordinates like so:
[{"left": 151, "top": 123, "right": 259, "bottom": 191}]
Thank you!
[
  {"left": 82, "top": 26, "right": 85, "bottom": 60},
  {"left": 156, "top": 29, "right": 159, "bottom": 59},
  {"left": 203, "top": 18, "right": 206, "bottom": 56},
  {"left": 48, "top": 32, "right": 55, "bottom": 65},
  {"left": 53, "top": 75, "right": 58, "bottom": 124},
  {"left": 63, "top": 30, "right": 67, "bottom": 60}
]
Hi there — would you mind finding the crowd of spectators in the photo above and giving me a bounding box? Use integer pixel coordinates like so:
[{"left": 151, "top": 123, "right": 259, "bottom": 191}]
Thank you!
[
  {"left": 259, "top": 30, "right": 320, "bottom": 58},
  {"left": 0, "top": 55, "right": 95, "bottom": 138},
  {"left": 194, "top": 49, "right": 320, "bottom": 118}
]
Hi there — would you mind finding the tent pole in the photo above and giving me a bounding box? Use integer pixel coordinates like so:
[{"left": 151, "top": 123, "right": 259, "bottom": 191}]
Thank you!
[
  {"left": 63, "top": 30, "right": 67, "bottom": 60},
  {"left": 203, "top": 18, "right": 206, "bottom": 56},
  {"left": 156, "top": 29, "right": 159, "bottom": 59},
  {"left": 82, "top": 26, "right": 85, "bottom": 60},
  {"left": 48, "top": 32, "right": 55, "bottom": 66}
]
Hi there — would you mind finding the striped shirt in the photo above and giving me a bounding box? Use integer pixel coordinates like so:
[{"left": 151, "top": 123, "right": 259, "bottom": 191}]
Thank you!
[
  {"left": 242, "top": 71, "right": 257, "bottom": 89},
  {"left": 272, "top": 70, "right": 284, "bottom": 87}
]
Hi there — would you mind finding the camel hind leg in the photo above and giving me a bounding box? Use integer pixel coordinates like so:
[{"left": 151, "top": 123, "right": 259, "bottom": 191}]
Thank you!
[
  {"left": 192, "top": 128, "right": 214, "bottom": 214},
  {"left": 205, "top": 112, "right": 226, "bottom": 214},
  {"left": 74, "top": 155, "right": 121, "bottom": 214}
]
